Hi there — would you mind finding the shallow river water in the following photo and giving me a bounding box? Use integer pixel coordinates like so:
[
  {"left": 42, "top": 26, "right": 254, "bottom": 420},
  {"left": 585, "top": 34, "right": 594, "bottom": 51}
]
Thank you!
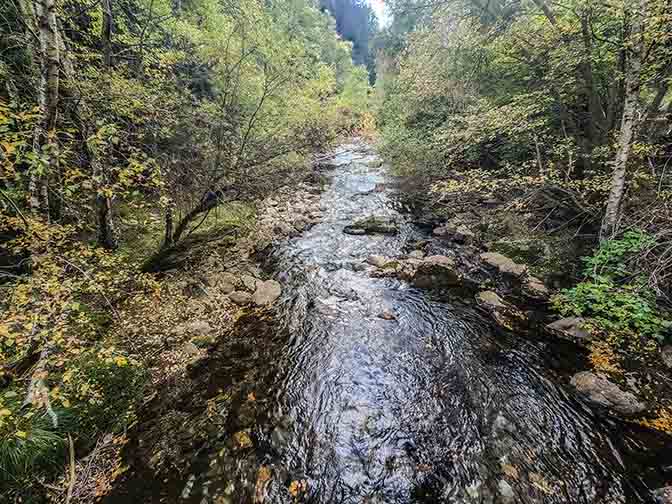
[{"left": 111, "top": 141, "right": 669, "bottom": 503}]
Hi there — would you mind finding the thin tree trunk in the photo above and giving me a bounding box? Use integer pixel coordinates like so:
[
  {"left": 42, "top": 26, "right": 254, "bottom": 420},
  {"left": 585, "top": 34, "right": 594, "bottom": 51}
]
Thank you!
[
  {"left": 601, "top": 0, "right": 646, "bottom": 239},
  {"left": 101, "top": 0, "right": 112, "bottom": 66},
  {"left": 30, "top": 0, "right": 60, "bottom": 219},
  {"left": 93, "top": 0, "right": 117, "bottom": 249},
  {"left": 163, "top": 201, "right": 174, "bottom": 248}
]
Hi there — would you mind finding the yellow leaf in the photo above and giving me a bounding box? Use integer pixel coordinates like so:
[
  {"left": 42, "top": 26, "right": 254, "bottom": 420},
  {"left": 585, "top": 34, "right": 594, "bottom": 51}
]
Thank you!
[
  {"left": 288, "top": 480, "right": 307, "bottom": 497},
  {"left": 16, "top": 431, "right": 28, "bottom": 439},
  {"left": 233, "top": 430, "right": 253, "bottom": 449},
  {"left": 0, "top": 409, "right": 12, "bottom": 417}
]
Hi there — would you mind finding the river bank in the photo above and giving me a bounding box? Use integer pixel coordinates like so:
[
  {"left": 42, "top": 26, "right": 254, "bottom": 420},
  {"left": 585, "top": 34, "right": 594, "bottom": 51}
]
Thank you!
[{"left": 103, "top": 139, "right": 671, "bottom": 504}]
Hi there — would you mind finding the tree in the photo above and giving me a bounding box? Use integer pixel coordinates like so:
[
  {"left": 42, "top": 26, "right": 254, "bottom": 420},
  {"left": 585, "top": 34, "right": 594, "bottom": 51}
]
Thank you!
[{"left": 601, "top": 0, "right": 647, "bottom": 239}]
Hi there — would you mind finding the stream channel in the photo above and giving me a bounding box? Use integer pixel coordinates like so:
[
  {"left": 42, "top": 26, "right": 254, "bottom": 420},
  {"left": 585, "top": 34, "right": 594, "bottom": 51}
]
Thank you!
[{"left": 110, "top": 140, "right": 670, "bottom": 504}]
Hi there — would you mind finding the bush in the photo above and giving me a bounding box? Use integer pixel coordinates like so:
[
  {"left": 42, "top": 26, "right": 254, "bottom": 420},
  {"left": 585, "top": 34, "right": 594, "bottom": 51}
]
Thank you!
[{"left": 553, "top": 231, "right": 670, "bottom": 344}]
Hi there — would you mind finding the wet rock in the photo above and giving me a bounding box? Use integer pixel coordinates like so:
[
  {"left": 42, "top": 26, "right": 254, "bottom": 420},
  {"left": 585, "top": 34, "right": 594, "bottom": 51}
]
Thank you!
[
  {"left": 524, "top": 275, "right": 550, "bottom": 299},
  {"left": 479, "top": 252, "right": 527, "bottom": 278},
  {"left": 547, "top": 317, "right": 592, "bottom": 345},
  {"left": 408, "top": 250, "right": 425, "bottom": 259},
  {"left": 229, "top": 291, "right": 252, "bottom": 306},
  {"left": 412, "top": 255, "right": 460, "bottom": 288},
  {"left": 344, "top": 216, "right": 397, "bottom": 235},
  {"left": 476, "top": 291, "right": 522, "bottom": 329},
  {"left": 252, "top": 280, "right": 282, "bottom": 306},
  {"left": 378, "top": 311, "right": 396, "bottom": 320},
  {"left": 654, "top": 486, "right": 672, "bottom": 504},
  {"left": 367, "top": 255, "right": 389, "bottom": 268},
  {"left": 661, "top": 346, "right": 672, "bottom": 369},
  {"left": 476, "top": 291, "right": 506, "bottom": 310},
  {"left": 570, "top": 371, "right": 646, "bottom": 416}
]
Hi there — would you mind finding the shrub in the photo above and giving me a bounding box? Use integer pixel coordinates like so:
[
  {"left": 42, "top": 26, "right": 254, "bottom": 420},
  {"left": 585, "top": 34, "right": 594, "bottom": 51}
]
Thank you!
[{"left": 553, "top": 231, "right": 670, "bottom": 344}]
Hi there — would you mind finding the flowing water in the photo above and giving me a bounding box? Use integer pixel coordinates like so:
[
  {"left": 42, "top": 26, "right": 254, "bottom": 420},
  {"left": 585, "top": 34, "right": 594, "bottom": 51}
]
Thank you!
[{"left": 112, "top": 141, "right": 669, "bottom": 503}]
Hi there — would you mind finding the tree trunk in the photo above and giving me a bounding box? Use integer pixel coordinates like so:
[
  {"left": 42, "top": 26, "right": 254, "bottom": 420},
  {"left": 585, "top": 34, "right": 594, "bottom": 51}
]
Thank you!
[
  {"left": 92, "top": 0, "right": 118, "bottom": 249},
  {"left": 30, "top": 0, "right": 60, "bottom": 219},
  {"left": 163, "top": 201, "right": 174, "bottom": 248},
  {"left": 101, "top": 0, "right": 112, "bottom": 66},
  {"left": 601, "top": 0, "right": 646, "bottom": 239}
]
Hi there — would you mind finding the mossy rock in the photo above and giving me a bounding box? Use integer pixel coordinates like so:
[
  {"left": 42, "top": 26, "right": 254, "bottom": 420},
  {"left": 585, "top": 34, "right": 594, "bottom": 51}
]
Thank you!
[{"left": 343, "top": 216, "right": 398, "bottom": 235}]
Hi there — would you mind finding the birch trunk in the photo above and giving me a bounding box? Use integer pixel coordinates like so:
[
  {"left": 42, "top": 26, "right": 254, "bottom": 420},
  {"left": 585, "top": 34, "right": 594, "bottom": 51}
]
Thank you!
[
  {"left": 601, "top": 0, "right": 646, "bottom": 239},
  {"left": 30, "top": 0, "right": 60, "bottom": 219}
]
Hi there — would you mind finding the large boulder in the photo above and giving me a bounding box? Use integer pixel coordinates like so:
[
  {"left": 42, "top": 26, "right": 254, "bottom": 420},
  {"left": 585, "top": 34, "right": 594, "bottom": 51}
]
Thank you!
[
  {"left": 480, "top": 252, "right": 527, "bottom": 278},
  {"left": 547, "top": 317, "right": 593, "bottom": 345},
  {"left": 252, "top": 280, "right": 282, "bottom": 306},
  {"left": 570, "top": 371, "right": 646, "bottom": 416},
  {"left": 412, "top": 255, "right": 460, "bottom": 288}
]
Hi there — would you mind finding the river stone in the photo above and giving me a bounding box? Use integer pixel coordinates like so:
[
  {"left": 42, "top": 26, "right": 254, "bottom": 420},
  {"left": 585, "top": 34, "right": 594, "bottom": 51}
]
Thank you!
[
  {"left": 408, "top": 250, "right": 425, "bottom": 259},
  {"left": 547, "top": 317, "right": 592, "bottom": 345},
  {"left": 654, "top": 487, "right": 672, "bottom": 504},
  {"left": 229, "top": 291, "right": 252, "bottom": 305},
  {"left": 476, "top": 291, "right": 506, "bottom": 310},
  {"left": 241, "top": 274, "right": 258, "bottom": 292},
  {"left": 252, "top": 280, "right": 282, "bottom": 306},
  {"left": 480, "top": 252, "right": 527, "bottom": 277},
  {"left": 366, "top": 255, "right": 389, "bottom": 268},
  {"left": 570, "top": 371, "right": 646, "bottom": 416},
  {"left": 378, "top": 310, "right": 396, "bottom": 320},
  {"left": 344, "top": 216, "right": 397, "bottom": 235},
  {"left": 662, "top": 346, "right": 672, "bottom": 369},
  {"left": 525, "top": 275, "right": 550, "bottom": 299},
  {"left": 433, "top": 225, "right": 474, "bottom": 244},
  {"left": 413, "top": 255, "right": 460, "bottom": 288}
]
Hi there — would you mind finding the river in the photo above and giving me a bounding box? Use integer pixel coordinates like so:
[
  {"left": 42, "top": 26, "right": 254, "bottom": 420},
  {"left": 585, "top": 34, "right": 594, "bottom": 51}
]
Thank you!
[{"left": 109, "top": 140, "right": 669, "bottom": 503}]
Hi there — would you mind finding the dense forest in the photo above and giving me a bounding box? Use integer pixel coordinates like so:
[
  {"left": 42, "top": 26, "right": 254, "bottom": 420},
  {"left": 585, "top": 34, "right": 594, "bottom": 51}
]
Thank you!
[{"left": 2, "top": 0, "right": 672, "bottom": 501}]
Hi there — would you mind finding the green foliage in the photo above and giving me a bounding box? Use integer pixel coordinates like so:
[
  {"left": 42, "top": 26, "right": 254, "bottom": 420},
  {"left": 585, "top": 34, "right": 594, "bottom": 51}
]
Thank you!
[
  {"left": 554, "top": 277, "right": 669, "bottom": 342},
  {"left": 582, "top": 230, "right": 657, "bottom": 280},
  {"left": 553, "top": 231, "right": 670, "bottom": 343}
]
